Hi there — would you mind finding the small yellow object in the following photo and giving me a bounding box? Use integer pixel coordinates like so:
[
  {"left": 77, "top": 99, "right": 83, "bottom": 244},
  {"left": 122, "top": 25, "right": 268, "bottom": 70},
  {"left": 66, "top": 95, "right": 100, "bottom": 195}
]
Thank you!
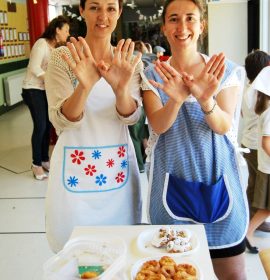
[{"left": 81, "top": 271, "right": 98, "bottom": 279}]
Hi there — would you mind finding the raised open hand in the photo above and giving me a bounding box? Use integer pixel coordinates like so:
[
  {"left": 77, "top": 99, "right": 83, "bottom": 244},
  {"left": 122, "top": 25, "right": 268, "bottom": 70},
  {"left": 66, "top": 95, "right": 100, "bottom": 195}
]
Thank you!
[
  {"left": 149, "top": 61, "right": 190, "bottom": 104},
  {"left": 97, "top": 39, "right": 141, "bottom": 96},
  {"left": 62, "top": 37, "right": 100, "bottom": 91},
  {"left": 182, "top": 53, "right": 225, "bottom": 105}
]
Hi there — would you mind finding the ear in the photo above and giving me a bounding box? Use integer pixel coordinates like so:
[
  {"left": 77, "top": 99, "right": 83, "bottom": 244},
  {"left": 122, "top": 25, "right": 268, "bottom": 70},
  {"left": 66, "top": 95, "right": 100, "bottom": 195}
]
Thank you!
[
  {"left": 56, "top": 27, "right": 60, "bottom": 35},
  {"left": 79, "top": 6, "right": 84, "bottom": 19},
  {"left": 161, "top": 25, "right": 167, "bottom": 37}
]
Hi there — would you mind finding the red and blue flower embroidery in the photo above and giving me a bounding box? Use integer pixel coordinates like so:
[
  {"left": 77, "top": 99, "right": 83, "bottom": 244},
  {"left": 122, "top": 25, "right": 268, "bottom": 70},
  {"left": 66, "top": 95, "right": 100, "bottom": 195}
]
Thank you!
[
  {"left": 65, "top": 145, "right": 128, "bottom": 191},
  {"left": 70, "top": 150, "right": 85, "bottom": 164}
]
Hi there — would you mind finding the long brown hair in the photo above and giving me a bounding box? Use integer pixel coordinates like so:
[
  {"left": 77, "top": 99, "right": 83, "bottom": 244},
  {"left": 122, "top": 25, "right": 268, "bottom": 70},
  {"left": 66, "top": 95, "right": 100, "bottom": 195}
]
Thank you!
[{"left": 40, "top": 15, "right": 69, "bottom": 41}]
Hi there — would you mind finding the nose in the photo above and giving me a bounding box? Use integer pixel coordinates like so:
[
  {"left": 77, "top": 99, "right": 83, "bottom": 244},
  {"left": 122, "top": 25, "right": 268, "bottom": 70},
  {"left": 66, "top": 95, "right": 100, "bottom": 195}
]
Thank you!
[
  {"left": 97, "top": 8, "right": 107, "bottom": 20},
  {"left": 176, "top": 19, "right": 186, "bottom": 32}
]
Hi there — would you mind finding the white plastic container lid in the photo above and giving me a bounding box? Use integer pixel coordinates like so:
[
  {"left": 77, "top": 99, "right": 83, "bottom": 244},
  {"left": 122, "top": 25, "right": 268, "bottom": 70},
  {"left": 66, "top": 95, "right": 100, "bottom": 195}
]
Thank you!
[{"left": 43, "top": 236, "right": 127, "bottom": 280}]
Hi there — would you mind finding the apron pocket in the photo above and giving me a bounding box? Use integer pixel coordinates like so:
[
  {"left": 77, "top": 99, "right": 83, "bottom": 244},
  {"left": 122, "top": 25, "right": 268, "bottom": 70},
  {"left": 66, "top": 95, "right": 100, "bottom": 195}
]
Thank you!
[
  {"left": 163, "top": 173, "right": 233, "bottom": 224},
  {"left": 62, "top": 144, "right": 129, "bottom": 193}
]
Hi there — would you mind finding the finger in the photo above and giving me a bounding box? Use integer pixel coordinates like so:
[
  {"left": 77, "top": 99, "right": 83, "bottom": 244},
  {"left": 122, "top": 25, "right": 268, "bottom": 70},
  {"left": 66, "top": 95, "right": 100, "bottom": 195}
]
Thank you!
[
  {"left": 131, "top": 51, "right": 142, "bottom": 67},
  {"left": 203, "top": 54, "right": 217, "bottom": 74},
  {"left": 121, "top": 38, "right": 132, "bottom": 60},
  {"left": 66, "top": 41, "right": 81, "bottom": 64},
  {"left": 155, "top": 64, "right": 169, "bottom": 82},
  {"left": 69, "top": 37, "right": 85, "bottom": 61},
  {"left": 149, "top": 79, "right": 164, "bottom": 90},
  {"left": 182, "top": 75, "right": 193, "bottom": 88},
  {"left": 61, "top": 53, "right": 76, "bottom": 70},
  {"left": 160, "top": 62, "right": 180, "bottom": 78},
  {"left": 216, "top": 64, "right": 226, "bottom": 81},
  {"left": 126, "top": 41, "right": 135, "bottom": 61},
  {"left": 77, "top": 36, "right": 93, "bottom": 60},
  {"left": 213, "top": 55, "right": 225, "bottom": 76},
  {"left": 115, "top": 39, "right": 125, "bottom": 60},
  {"left": 181, "top": 71, "right": 193, "bottom": 81},
  {"left": 97, "top": 60, "right": 110, "bottom": 73},
  {"left": 158, "top": 62, "right": 174, "bottom": 80},
  {"left": 67, "top": 42, "right": 80, "bottom": 63},
  {"left": 209, "top": 53, "right": 225, "bottom": 75}
]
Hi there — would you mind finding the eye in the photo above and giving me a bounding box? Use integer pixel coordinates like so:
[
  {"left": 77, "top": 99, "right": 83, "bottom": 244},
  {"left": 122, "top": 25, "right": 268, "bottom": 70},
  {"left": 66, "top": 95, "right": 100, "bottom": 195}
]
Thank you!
[
  {"left": 169, "top": 17, "right": 178, "bottom": 23},
  {"left": 187, "top": 16, "right": 196, "bottom": 22},
  {"left": 89, "top": 5, "right": 98, "bottom": 11},
  {"left": 108, "top": 7, "right": 116, "bottom": 12}
]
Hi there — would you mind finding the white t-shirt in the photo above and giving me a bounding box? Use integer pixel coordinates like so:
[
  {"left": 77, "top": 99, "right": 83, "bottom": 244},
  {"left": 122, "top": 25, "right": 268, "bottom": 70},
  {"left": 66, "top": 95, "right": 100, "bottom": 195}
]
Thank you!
[
  {"left": 23, "top": 38, "right": 52, "bottom": 90},
  {"left": 258, "top": 107, "right": 270, "bottom": 174},
  {"left": 241, "top": 84, "right": 258, "bottom": 150}
]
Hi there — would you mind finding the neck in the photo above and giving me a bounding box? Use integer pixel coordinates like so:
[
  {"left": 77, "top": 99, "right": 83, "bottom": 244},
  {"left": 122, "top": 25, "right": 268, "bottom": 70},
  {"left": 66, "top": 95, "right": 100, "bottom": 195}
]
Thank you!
[
  {"left": 85, "top": 36, "right": 113, "bottom": 63},
  {"left": 47, "top": 38, "right": 57, "bottom": 48},
  {"left": 170, "top": 47, "right": 202, "bottom": 72}
]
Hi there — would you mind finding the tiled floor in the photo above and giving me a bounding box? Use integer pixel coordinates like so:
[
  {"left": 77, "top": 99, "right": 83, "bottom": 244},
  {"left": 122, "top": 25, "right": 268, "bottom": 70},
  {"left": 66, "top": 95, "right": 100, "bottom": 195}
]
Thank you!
[{"left": 0, "top": 104, "right": 269, "bottom": 279}]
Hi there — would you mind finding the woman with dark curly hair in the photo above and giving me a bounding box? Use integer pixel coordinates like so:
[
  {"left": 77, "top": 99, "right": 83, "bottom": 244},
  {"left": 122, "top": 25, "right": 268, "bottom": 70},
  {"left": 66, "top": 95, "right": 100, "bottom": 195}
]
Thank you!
[{"left": 22, "top": 15, "right": 70, "bottom": 180}]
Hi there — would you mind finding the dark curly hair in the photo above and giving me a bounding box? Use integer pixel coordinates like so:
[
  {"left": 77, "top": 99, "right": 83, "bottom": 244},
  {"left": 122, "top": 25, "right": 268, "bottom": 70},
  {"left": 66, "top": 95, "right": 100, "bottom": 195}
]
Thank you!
[{"left": 40, "top": 15, "right": 69, "bottom": 41}]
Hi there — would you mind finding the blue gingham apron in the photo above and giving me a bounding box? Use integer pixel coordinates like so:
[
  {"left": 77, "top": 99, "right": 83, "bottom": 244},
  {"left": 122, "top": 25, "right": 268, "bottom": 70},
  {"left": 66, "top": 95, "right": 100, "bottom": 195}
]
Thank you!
[{"left": 144, "top": 59, "right": 248, "bottom": 249}]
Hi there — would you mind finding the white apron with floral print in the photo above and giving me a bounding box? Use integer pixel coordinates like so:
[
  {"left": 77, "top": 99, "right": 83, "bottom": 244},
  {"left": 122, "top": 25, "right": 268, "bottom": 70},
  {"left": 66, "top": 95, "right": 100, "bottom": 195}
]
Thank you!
[{"left": 46, "top": 78, "right": 142, "bottom": 253}]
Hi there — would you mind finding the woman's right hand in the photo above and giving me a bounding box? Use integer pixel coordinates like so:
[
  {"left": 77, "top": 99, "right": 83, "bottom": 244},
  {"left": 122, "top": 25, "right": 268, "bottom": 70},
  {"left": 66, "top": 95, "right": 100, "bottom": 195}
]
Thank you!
[
  {"left": 62, "top": 36, "right": 100, "bottom": 91},
  {"left": 149, "top": 60, "right": 190, "bottom": 104}
]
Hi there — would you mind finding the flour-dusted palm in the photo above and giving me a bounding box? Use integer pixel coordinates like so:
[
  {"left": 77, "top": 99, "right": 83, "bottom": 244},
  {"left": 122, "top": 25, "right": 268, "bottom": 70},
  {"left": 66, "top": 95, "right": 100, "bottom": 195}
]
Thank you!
[
  {"left": 97, "top": 39, "right": 141, "bottom": 95},
  {"left": 62, "top": 37, "right": 100, "bottom": 91},
  {"left": 182, "top": 53, "right": 225, "bottom": 104},
  {"left": 149, "top": 61, "right": 190, "bottom": 104}
]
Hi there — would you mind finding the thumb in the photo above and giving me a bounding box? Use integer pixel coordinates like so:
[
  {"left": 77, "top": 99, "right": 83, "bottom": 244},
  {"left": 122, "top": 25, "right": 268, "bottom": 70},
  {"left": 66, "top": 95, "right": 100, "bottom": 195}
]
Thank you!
[{"left": 97, "top": 61, "right": 110, "bottom": 73}]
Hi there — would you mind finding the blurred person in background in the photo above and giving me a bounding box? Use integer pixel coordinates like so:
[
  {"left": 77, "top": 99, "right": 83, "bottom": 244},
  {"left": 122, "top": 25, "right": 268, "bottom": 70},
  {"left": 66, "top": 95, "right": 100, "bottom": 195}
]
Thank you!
[
  {"left": 241, "top": 50, "right": 270, "bottom": 253},
  {"left": 22, "top": 15, "right": 70, "bottom": 180}
]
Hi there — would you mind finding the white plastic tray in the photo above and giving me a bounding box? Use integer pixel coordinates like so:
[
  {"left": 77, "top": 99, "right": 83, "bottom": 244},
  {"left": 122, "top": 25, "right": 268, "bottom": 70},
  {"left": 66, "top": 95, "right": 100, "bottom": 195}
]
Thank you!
[{"left": 43, "top": 236, "right": 127, "bottom": 280}]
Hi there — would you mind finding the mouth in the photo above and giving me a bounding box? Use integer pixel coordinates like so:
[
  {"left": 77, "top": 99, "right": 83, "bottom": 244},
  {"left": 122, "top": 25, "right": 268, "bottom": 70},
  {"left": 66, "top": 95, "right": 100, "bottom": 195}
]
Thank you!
[
  {"left": 96, "top": 24, "right": 108, "bottom": 28},
  {"left": 175, "top": 34, "right": 191, "bottom": 41}
]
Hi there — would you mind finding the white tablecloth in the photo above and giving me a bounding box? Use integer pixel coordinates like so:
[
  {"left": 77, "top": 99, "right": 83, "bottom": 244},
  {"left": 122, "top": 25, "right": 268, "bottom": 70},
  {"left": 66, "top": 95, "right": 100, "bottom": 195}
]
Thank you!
[{"left": 70, "top": 224, "right": 217, "bottom": 279}]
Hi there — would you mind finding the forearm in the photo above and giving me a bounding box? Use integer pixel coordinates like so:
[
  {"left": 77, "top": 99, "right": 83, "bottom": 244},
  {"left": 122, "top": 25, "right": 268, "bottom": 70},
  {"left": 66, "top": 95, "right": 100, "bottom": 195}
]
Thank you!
[
  {"left": 115, "top": 89, "right": 138, "bottom": 117},
  {"left": 200, "top": 98, "right": 232, "bottom": 134},
  {"left": 148, "top": 98, "right": 183, "bottom": 134},
  {"left": 262, "top": 136, "right": 270, "bottom": 156},
  {"left": 61, "top": 83, "right": 92, "bottom": 122}
]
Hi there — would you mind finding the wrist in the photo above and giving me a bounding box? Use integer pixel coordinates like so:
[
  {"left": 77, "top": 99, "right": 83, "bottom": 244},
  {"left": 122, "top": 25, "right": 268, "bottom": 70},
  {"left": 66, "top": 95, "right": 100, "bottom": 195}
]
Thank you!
[{"left": 200, "top": 99, "right": 217, "bottom": 115}]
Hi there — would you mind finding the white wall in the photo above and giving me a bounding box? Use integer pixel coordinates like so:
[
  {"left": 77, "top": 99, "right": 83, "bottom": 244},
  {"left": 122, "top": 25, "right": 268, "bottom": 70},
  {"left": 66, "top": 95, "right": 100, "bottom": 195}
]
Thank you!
[
  {"left": 259, "top": 0, "right": 269, "bottom": 53},
  {"left": 208, "top": 0, "right": 248, "bottom": 66}
]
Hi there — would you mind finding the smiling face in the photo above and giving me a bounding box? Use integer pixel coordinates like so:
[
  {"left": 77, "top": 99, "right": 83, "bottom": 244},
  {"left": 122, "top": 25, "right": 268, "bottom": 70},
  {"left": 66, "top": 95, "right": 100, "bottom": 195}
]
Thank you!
[
  {"left": 162, "top": 0, "right": 204, "bottom": 51},
  {"left": 80, "top": 0, "right": 121, "bottom": 38}
]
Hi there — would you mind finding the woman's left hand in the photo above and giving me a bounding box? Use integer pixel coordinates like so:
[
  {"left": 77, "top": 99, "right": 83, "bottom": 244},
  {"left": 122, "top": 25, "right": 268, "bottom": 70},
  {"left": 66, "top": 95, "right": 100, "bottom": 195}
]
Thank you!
[
  {"left": 182, "top": 53, "right": 225, "bottom": 106},
  {"left": 97, "top": 39, "right": 141, "bottom": 96}
]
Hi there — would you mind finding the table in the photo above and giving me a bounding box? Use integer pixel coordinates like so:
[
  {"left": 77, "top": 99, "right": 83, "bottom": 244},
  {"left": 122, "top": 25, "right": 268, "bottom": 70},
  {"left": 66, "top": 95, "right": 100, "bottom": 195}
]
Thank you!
[{"left": 70, "top": 224, "right": 217, "bottom": 279}]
